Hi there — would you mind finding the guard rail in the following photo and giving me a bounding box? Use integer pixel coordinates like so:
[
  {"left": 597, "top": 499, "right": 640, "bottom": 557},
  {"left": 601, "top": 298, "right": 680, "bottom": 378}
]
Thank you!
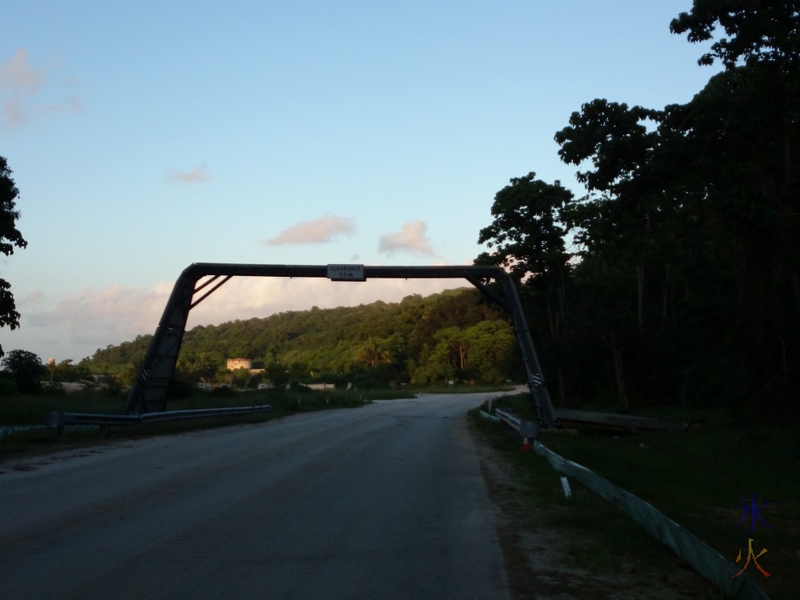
[
  {"left": 44, "top": 404, "right": 273, "bottom": 436},
  {"left": 488, "top": 406, "right": 768, "bottom": 599}
]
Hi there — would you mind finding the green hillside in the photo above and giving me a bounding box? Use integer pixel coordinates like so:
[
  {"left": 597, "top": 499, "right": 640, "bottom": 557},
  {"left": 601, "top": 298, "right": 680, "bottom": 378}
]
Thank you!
[{"left": 80, "top": 288, "right": 522, "bottom": 388}]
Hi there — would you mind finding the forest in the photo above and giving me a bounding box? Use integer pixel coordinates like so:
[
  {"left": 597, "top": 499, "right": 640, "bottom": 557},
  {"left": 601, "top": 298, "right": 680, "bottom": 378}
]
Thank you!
[
  {"left": 476, "top": 3, "right": 800, "bottom": 421},
  {"left": 61, "top": 4, "right": 800, "bottom": 422},
  {"left": 81, "top": 288, "right": 522, "bottom": 389}
]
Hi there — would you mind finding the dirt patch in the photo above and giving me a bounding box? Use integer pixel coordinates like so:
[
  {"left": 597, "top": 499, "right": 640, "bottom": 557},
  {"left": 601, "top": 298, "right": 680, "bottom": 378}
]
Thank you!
[{"left": 471, "top": 426, "right": 721, "bottom": 599}]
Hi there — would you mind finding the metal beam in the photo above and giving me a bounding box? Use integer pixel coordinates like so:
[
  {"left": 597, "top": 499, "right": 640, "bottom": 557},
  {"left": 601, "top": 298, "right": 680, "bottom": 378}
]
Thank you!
[{"left": 125, "top": 263, "right": 556, "bottom": 427}]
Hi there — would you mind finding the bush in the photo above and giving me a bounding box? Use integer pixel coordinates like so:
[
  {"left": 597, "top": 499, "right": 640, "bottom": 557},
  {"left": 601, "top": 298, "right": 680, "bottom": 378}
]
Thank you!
[
  {"left": 103, "top": 378, "right": 124, "bottom": 398},
  {"left": 41, "top": 381, "right": 67, "bottom": 395},
  {"left": 167, "top": 379, "right": 193, "bottom": 400},
  {"left": 0, "top": 376, "right": 17, "bottom": 396},
  {"left": 1, "top": 349, "right": 45, "bottom": 394}
]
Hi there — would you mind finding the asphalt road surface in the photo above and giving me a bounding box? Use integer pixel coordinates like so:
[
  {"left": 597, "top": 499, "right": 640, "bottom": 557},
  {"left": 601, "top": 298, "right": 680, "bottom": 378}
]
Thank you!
[{"left": 0, "top": 393, "right": 515, "bottom": 600}]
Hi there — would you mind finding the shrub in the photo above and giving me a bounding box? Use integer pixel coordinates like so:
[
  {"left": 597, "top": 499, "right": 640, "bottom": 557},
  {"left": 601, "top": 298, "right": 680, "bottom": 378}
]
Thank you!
[
  {"left": 167, "top": 379, "right": 193, "bottom": 399},
  {"left": 1, "top": 349, "right": 45, "bottom": 394}
]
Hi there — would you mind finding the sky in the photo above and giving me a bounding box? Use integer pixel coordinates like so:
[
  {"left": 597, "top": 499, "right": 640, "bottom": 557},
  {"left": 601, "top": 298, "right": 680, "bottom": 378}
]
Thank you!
[{"left": 0, "top": 0, "right": 720, "bottom": 363}]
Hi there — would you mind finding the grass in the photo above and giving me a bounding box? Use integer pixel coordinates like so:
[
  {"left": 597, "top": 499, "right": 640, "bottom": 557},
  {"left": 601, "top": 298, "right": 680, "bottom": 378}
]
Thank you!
[
  {"left": 472, "top": 395, "right": 799, "bottom": 600},
  {"left": 472, "top": 413, "right": 700, "bottom": 578}
]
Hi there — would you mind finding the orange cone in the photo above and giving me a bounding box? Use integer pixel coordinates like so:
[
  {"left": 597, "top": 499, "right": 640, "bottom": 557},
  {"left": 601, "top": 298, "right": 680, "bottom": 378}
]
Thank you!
[{"left": 521, "top": 435, "right": 531, "bottom": 452}]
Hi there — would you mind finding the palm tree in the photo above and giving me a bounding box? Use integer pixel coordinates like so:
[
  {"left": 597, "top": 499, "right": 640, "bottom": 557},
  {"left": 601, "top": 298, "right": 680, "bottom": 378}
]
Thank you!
[{"left": 356, "top": 338, "right": 392, "bottom": 369}]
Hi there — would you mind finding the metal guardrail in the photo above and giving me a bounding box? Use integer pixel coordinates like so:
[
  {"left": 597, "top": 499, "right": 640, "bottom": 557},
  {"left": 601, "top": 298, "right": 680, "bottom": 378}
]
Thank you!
[
  {"left": 43, "top": 404, "right": 273, "bottom": 435},
  {"left": 495, "top": 408, "right": 539, "bottom": 439},
  {"left": 487, "top": 406, "right": 769, "bottom": 600},
  {"left": 494, "top": 407, "right": 520, "bottom": 430}
]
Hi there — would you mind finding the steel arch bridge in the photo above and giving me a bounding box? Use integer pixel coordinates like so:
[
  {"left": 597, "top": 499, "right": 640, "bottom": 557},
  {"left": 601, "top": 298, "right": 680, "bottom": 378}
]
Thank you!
[{"left": 125, "top": 263, "right": 556, "bottom": 428}]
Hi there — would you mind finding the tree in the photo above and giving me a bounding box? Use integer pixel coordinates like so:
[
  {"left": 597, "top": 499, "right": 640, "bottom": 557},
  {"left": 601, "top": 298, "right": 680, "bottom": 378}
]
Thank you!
[
  {"left": 555, "top": 100, "right": 680, "bottom": 331},
  {"left": 0, "top": 156, "right": 28, "bottom": 357},
  {"left": 669, "top": 2, "right": 800, "bottom": 415},
  {"left": 232, "top": 366, "right": 252, "bottom": 389},
  {"left": 430, "top": 327, "right": 470, "bottom": 380},
  {"left": 476, "top": 173, "right": 574, "bottom": 338},
  {"left": 461, "top": 320, "right": 517, "bottom": 383},
  {"left": 669, "top": 2, "right": 800, "bottom": 318},
  {"left": 670, "top": 0, "right": 800, "bottom": 69},
  {"left": 552, "top": 100, "right": 685, "bottom": 407},
  {"left": 51, "top": 359, "right": 91, "bottom": 382},
  {"left": 476, "top": 173, "right": 575, "bottom": 401},
  {"left": 1, "top": 349, "right": 44, "bottom": 393},
  {"left": 477, "top": 173, "right": 574, "bottom": 285},
  {"left": 177, "top": 351, "right": 222, "bottom": 382},
  {"left": 262, "top": 359, "right": 289, "bottom": 386},
  {"left": 542, "top": 2, "right": 800, "bottom": 412},
  {"left": 355, "top": 337, "right": 393, "bottom": 372}
]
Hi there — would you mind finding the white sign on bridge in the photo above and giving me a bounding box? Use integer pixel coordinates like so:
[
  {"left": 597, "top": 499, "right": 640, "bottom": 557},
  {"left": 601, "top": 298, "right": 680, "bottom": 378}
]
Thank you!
[{"left": 327, "top": 264, "right": 366, "bottom": 281}]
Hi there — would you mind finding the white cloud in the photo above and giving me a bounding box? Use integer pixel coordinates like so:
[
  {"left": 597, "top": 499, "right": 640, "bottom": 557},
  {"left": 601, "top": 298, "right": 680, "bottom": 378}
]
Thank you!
[
  {"left": 378, "top": 220, "right": 435, "bottom": 256},
  {"left": 0, "top": 49, "right": 43, "bottom": 96},
  {"left": 23, "top": 289, "right": 45, "bottom": 305},
  {"left": 26, "top": 283, "right": 172, "bottom": 347},
  {"left": 265, "top": 215, "right": 355, "bottom": 246},
  {"left": 166, "top": 163, "right": 212, "bottom": 183},
  {"left": 0, "top": 48, "right": 80, "bottom": 129}
]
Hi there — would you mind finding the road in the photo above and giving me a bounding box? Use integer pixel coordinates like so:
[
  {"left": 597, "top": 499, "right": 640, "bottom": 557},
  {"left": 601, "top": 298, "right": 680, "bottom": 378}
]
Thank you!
[{"left": 0, "top": 393, "right": 514, "bottom": 600}]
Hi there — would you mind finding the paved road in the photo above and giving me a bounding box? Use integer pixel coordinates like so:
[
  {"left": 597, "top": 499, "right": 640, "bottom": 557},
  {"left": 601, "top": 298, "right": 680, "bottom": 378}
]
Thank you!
[{"left": 0, "top": 393, "right": 514, "bottom": 600}]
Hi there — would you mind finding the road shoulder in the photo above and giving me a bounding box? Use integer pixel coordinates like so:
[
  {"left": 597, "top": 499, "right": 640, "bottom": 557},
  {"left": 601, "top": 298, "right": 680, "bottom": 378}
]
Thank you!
[{"left": 470, "top": 420, "right": 718, "bottom": 600}]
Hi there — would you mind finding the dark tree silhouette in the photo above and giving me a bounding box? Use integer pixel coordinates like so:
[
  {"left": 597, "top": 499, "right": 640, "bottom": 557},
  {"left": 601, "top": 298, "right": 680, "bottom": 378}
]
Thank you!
[{"left": 0, "top": 156, "right": 27, "bottom": 358}]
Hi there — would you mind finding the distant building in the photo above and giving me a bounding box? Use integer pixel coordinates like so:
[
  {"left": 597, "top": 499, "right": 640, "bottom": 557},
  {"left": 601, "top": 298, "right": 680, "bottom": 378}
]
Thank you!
[
  {"left": 306, "top": 383, "right": 336, "bottom": 391},
  {"left": 226, "top": 358, "right": 252, "bottom": 371}
]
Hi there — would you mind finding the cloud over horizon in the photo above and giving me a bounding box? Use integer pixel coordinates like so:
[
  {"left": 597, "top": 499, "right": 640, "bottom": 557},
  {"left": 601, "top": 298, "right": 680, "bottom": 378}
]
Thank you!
[
  {"left": 378, "top": 221, "right": 435, "bottom": 256},
  {"left": 25, "top": 283, "right": 173, "bottom": 348},
  {"left": 265, "top": 215, "right": 355, "bottom": 246},
  {"left": 0, "top": 48, "right": 80, "bottom": 129},
  {"left": 16, "top": 276, "right": 467, "bottom": 360},
  {"left": 23, "top": 289, "right": 46, "bottom": 305},
  {"left": 166, "top": 163, "right": 212, "bottom": 183}
]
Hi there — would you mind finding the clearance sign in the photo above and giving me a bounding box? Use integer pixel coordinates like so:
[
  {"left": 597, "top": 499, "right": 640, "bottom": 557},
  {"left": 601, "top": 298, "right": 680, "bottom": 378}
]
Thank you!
[{"left": 326, "top": 264, "right": 366, "bottom": 281}]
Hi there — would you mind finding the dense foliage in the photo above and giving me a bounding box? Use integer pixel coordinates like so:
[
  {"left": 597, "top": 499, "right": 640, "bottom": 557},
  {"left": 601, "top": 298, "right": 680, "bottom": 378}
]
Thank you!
[
  {"left": 478, "top": 1, "right": 800, "bottom": 420},
  {"left": 1, "top": 349, "right": 44, "bottom": 394},
  {"left": 81, "top": 289, "right": 523, "bottom": 387},
  {"left": 0, "top": 156, "right": 27, "bottom": 357}
]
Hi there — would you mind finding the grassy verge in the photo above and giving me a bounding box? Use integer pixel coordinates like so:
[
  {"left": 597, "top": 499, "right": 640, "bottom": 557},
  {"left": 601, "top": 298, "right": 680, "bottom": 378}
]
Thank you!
[{"left": 472, "top": 396, "right": 798, "bottom": 600}]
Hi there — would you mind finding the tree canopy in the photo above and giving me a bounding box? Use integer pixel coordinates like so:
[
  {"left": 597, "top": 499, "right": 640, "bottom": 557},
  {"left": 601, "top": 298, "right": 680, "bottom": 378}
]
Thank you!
[
  {"left": 0, "top": 156, "right": 28, "bottom": 357},
  {"left": 82, "top": 288, "right": 522, "bottom": 387},
  {"left": 1, "top": 349, "right": 44, "bottom": 394},
  {"left": 670, "top": 0, "right": 800, "bottom": 68},
  {"left": 476, "top": 0, "right": 800, "bottom": 419}
]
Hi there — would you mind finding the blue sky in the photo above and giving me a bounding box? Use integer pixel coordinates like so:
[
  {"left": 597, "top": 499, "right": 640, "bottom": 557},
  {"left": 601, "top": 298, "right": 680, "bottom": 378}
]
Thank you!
[{"left": 1, "top": 1, "right": 719, "bottom": 362}]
